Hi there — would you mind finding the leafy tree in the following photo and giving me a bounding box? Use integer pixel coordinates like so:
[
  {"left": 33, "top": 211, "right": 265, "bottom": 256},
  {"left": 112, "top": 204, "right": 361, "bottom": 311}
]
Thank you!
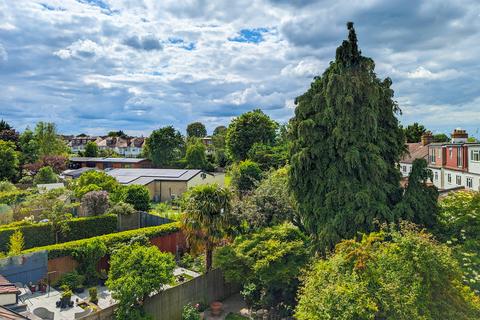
[
  {"left": 33, "top": 166, "right": 58, "bottom": 185},
  {"left": 230, "top": 160, "right": 262, "bottom": 195},
  {"left": 226, "top": 109, "right": 278, "bottom": 161},
  {"left": 33, "top": 122, "right": 68, "bottom": 157},
  {"left": 98, "top": 148, "right": 120, "bottom": 158},
  {"left": 468, "top": 137, "right": 478, "bottom": 143},
  {"left": 289, "top": 22, "right": 405, "bottom": 251},
  {"left": 185, "top": 139, "right": 208, "bottom": 170},
  {"left": 108, "top": 130, "right": 128, "bottom": 138},
  {"left": 433, "top": 133, "right": 449, "bottom": 143},
  {"left": 81, "top": 190, "right": 109, "bottom": 216},
  {"left": 0, "top": 120, "right": 18, "bottom": 146},
  {"left": 107, "top": 243, "right": 176, "bottom": 320},
  {"left": 212, "top": 125, "right": 227, "bottom": 149},
  {"left": 214, "top": 148, "right": 229, "bottom": 168},
  {"left": 233, "top": 167, "right": 297, "bottom": 230},
  {"left": 0, "top": 120, "right": 12, "bottom": 131},
  {"left": 18, "top": 128, "right": 39, "bottom": 165},
  {"left": 0, "top": 140, "right": 19, "bottom": 181},
  {"left": 37, "top": 189, "right": 74, "bottom": 243},
  {"left": 74, "top": 170, "right": 119, "bottom": 198},
  {"left": 182, "top": 184, "right": 232, "bottom": 271},
  {"left": 395, "top": 159, "right": 439, "bottom": 228},
  {"left": 213, "top": 125, "right": 227, "bottom": 136},
  {"left": 121, "top": 185, "right": 150, "bottom": 211},
  {"left": 438, "top": 191, "right": 480, "bottom": 293},
  {"left": 247, "top": 143, "right": 288, "bottom": 171},
  {"left": 8, "top": 229, "right": 24, "bottom": 256},
  {"left": 145, "top": 126, "right": 185, "bottom": 167},
  {"left": 84, "top": 141, "right": 99, "bottom": 157},
  {"left": 186, "top": 122, "right": 207, "bottom": 138},
  {"left": 73, "top": 239, "right": 107, "bottom": 285},
  {"left": 295, "top": 223, "right": 480, "bottom": 320},
  {"left": 403, "top": 122, "right": 427, "bottom": 143},
  {"left": 215, "top": 223, "right": 308, "bottom": 311},
  {"left": 24, "top": 155, "right": 67, "bottom": 176}
]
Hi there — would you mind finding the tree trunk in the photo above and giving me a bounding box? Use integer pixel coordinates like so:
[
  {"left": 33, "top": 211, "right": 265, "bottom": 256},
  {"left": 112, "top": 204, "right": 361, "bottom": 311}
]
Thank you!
[{"left": 205, "top": 243, "right": 213, "bottom": 272}]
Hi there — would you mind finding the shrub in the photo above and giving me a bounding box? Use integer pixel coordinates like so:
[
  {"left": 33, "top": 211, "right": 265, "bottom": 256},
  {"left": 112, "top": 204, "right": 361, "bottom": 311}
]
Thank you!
[
  {"left": 33, "top": 166, "right": 58, "bottom": 185},
  {"left": 81, "top": 191, "right": 109, "bottom": 216},
  {"left": 0, "top": 181, "right": 16, "bottom": 192},
  {"left": 230, "top": 160, "right": 262, "bottom": 195},
  {"left": 58, "top": 271, "right": 84, "bottom": 289},
  {"left": 122, "top": 185, "right": 150, "bottom": 211},
  {"left": 107, "top": 201, "right": 136, "bottom": 216},
  {"left": 74, "top": 171, "right": 119, "bottom": 198},
  {"left": 295, "top": 223, "right": 480, "bottom": 320},
  {"left": 89, "top": 287, "right": 98, "bottom": 304},
  {"left": 182, "top": 303, "right": 201, "bottom": 320},
  {"left": 0, "top": 214, "right": 117, "bottom": 252},
  {"left": 73, "top": 239, "right": 107, "bottom": 285},
  {"left": 23, "top": 221, "right": 181, "bottom": 259},
  {"left": 8, "top": 229, "right": 24, "bottom": 256}
]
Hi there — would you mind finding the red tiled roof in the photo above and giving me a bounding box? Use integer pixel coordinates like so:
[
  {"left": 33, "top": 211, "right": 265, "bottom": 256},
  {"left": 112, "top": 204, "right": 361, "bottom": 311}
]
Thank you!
[
  {"left": 400, "top": 143, "right": 429, "bottom": 164},
  {"left": 0, "top": 275, "right": 19, "bottom": 295}
]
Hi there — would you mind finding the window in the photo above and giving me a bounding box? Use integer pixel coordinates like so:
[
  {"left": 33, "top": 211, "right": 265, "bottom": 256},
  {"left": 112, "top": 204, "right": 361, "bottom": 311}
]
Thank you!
[
  {"left": 467, "top": 177, "right": 473, "bottom": 188},
  {"left": 457, "top": 148, "right": 462, "bottom": 167},
  {"left": 471, "top": 150, "right": 480, "bottom": 162},
  {"left": 456, "top": 175, "right": 462, "bottom": 185},
  {"left": 449, "top": 148, "right": 453, "bottom": 159},
  {"left": 429, "top": 149, "right": 436, "bottom": 163},
  {"left": 434, "top": 172, "right": 438, "bottom": 181},
  {"left": 447, "top": 173, "right": 452, "bottom": 183},
  {"left": 402, "top": 165, "right": 407, "bottom": 172}
]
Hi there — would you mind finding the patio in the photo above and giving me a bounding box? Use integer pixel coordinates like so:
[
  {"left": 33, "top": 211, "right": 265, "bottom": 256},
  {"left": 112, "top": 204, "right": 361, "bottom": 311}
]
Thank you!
[{"left": 20, "top": 285, "right": 115, "bottom": 320}]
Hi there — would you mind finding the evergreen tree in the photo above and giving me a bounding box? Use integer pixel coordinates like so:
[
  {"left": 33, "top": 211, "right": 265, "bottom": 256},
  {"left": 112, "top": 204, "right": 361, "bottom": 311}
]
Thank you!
[
  {"left": 395, "top": 159, "right": 439, "bottom": 229},
  {"left": 0, "top": 140, "right": 19, "bottom": 182},
  {"left": 289, "top": 22, "right": 405, "bottom": 251},
  {"left": 403, "top": 122, "right": 426, "bottom": 143},
  {"left": 185, "top": 139, "right": 208, "bottom": 170}
]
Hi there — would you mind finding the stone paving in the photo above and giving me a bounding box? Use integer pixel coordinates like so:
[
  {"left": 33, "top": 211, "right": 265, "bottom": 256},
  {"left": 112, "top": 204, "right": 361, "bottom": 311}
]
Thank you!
[{"left": 22, "top": 286, "right": 114, "bottom": 320}]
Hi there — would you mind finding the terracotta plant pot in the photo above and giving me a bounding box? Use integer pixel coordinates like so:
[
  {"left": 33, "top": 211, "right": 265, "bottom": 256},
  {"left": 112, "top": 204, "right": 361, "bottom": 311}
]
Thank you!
[{"left": 210, "top": 301, "right": 223, "bottom": 316}]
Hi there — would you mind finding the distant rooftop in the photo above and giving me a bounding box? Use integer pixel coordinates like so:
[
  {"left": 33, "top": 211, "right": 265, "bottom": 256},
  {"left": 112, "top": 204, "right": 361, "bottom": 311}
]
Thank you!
[
  {"left": 69, "top": 157, "right": 148, "bottom": 163},
  {"left": 107, "top": 168, "right": 203, "bottom": 185}
]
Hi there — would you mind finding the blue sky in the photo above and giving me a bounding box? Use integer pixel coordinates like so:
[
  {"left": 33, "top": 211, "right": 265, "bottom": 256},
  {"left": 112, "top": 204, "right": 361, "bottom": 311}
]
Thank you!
[{"left": 0, "top": 0, "right": 479, "bottom": 137}]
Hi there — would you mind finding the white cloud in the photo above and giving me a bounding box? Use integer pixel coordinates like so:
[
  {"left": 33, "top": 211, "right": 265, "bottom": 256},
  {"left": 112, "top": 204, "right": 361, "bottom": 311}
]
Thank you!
[{"left": 407, "top": 66, "right": 463, "bottom": 80}]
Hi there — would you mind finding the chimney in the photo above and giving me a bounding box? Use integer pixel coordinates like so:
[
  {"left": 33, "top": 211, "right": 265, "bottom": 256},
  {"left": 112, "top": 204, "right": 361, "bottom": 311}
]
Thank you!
[
  {"left": 421, "top": 131, "right": 433, "bottom": 146},
  {"left": 451, "top": 128, "right": 468, "bottom": 143}
]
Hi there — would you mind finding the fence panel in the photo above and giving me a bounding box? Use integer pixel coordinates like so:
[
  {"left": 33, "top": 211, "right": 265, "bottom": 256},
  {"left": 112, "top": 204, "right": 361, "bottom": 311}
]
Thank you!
[
  {"left": 139, "top": 212, "right": 172, "bottom": 228},
  {"left": 0, "top": 251, "right": 48, "bottom": 285},
  {"left": 144, "top": 269, "right": 239, "bottom": 320}
]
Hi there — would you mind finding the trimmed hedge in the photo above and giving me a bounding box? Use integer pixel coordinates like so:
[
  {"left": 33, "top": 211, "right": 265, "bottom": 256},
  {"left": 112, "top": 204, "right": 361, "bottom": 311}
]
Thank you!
[
  {"left": 23, "top": 221, "right": 181, "bottom": 259},
  {"left": 0, "top": 215, "right": 118, "bottom": 252}
]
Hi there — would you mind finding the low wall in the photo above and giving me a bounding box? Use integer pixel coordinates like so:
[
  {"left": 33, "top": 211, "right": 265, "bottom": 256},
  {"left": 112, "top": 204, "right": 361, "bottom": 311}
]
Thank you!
[
  {"left": 79, "top": 304, "right": 116, "bottom": 320},
  {"left": 144, "top": 269, "right": 239, "bottom": 320}
]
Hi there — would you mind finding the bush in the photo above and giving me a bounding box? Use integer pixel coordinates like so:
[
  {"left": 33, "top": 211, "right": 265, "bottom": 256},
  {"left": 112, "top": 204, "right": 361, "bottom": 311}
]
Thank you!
[
  {"left": 89, "top": 287, "right": 98, "bottom": 304},
  {"left": 0, "top": 214, "right": 117, "bottom": 252},
  {"left": 182, "top": 303, "right": 201, "bottom": 320},
  {"left": 74, "top": 171, "right": 119, "bottom": 198},
  {"left": 107, "top": 202, "right": 136, "bottom": 216},
  {"left": 81, "top": 191, "right": 109, "bottom": 216},
  {"left": 33, "top": 166, "right": 58, "bottom": 185},
  {"left": 23, "top": 221, "right": 181, "bottom": 259},
  {"left": 122, "top": 185, "right": 150, "bottom": 211},
  {"left": 73, "top": 239, "right": 107, "bottom": 285},
  {"left": 0, "top": 181, "right": 16, "bottom": 192},
  {"left": 58, "top": 271, "right": 84, "bottom": 289},
  {"left": 295, "top": 223, "right": 480, "bottom": 320},
  {"left": 230, "top": 160, "right": 262, "bottom": 195}
]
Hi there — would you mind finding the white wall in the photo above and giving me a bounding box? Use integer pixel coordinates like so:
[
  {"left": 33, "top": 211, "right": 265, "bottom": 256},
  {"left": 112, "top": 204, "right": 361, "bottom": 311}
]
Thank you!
[
  {"left": 443, "top": 169, "right": 465, "bottom": 190},
  {"left": 430, "top": 168, "right": 442, "bottom": 189},
  {"left": 468, "top": 146, "right": 480, "bottom": 175},
  {"left": 0, "top": 293, "right": 17, "bottom": 306},
  {"left": 399, "top": 162, "right": 412, "bottom": 178}
]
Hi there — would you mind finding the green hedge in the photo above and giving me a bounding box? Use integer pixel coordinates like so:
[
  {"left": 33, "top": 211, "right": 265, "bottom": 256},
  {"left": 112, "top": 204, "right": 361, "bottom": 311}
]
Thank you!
[
  {"left": 0, "top": 215, "right": 118, "bottom": 252},
  {"left": 23, "top": 221, "right": 181, "bottom": 259}
]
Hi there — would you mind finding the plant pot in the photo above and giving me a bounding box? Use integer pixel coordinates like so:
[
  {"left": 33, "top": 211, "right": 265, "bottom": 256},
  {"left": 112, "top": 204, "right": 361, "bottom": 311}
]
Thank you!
[
  {"left": 29, "top": 285, "right": 36, "bottom": 293},
  {"left": 74, "top": 287, "right": 85, "bottom": 294},
  {"left": 60, "top": 296, "right": 72, "bottom": 308},
  {"left": 210, "top": 301, "right": 223, "bottom": 316}
]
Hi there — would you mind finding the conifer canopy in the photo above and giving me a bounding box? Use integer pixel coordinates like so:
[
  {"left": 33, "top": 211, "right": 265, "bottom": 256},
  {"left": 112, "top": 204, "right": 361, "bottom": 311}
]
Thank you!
[{"left": 289, "top": 22, "right": 405, "bottom": 251}]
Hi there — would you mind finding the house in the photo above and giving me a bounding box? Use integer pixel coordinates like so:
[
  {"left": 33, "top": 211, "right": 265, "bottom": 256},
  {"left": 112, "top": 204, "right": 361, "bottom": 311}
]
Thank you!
[
  {"left": 67, "top": 136, "right": 99, "bottom": 153},
  {"left": 0, "top": 275, "right": 19, "bottom": 307},
  {"left": 69, "top": 157, "right": 152, "bottom": 170},
  {"left": 399, "top": 132, "right": 432, "bottom": 178},
  {"left": 95, "top": 136, "right": 145, "bottom": 157},
  {"left": 427, "top": 128, "right": 480, "bottom": 191},
  {"left": 107, "top": 168, "right": 225, "bottom": 202}
]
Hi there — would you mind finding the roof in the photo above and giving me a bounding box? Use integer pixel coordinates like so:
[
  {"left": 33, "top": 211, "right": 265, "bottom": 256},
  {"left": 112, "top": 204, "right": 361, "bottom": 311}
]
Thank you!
[
  {"left": 62, "top": 167, "right": 97, "bottom": 178},
  {"left": 0, "top": 306, "right": 29, "bottom": 320},
  {"left": 69, "top": 157, "right": 148, "bottom": 163},
  {"left": 36, "top": 183, "right": 65, "bottom": 193},
  {"left": 0, "top": 275, "right": 19, "bottom": 295},
  {"left": 107, "top": 169, "right": 203, "bottom": 185},
  {"left": 400, "top": 143, "right": 429, "bottom": 164}
]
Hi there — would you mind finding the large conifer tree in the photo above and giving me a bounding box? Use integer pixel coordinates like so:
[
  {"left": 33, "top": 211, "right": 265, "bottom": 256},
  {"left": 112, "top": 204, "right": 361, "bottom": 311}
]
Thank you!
[{"left": 289, "top": 22, "right": 405, "bottom": 251}]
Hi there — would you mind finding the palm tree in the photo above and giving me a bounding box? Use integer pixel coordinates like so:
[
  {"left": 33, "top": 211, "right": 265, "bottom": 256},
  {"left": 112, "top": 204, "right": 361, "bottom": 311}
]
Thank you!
[{"left": 182, "top": 183, "right": 232, "bottom": 271}]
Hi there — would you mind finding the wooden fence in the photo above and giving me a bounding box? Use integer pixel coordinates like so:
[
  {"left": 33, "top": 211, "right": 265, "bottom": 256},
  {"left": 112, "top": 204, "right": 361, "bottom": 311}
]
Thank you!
[{"left": 144, "top": 269, "right": 239, "bottom": 320}]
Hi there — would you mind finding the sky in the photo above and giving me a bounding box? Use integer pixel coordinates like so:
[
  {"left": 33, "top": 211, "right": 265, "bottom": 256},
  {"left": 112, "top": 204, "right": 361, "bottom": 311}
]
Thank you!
[{"left": 0, "top": 0, "right": 479, "bottom": 137}]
